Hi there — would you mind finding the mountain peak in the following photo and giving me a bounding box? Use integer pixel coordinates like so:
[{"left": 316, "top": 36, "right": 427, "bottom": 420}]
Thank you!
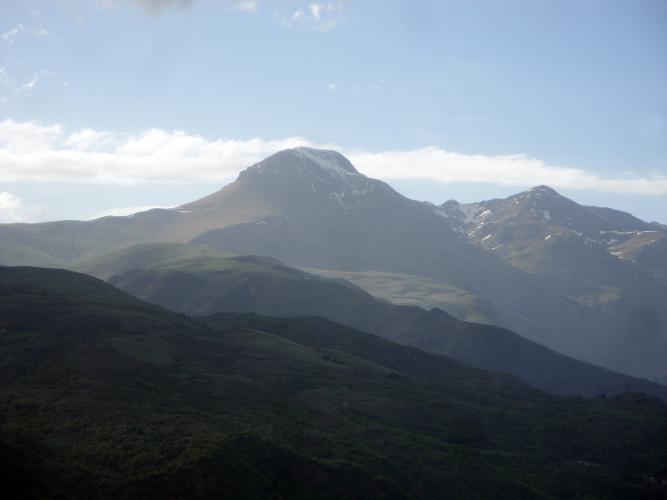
[
  {"left": 225, "top": 146, "right": 407, "bottom": 213},
  {"left": 250, "top": 147, "right": 361, "bottom": 178},
  {"left": 289, "top": 147, "right": 359, "bottom": 174},
  {"left": 527, "top": 185, "right": 559, "bottom": 196}
]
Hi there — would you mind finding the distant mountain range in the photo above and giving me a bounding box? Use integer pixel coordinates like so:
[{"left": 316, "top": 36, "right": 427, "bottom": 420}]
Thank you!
[
  {"left": 2, "top": 266, "right": 666, "bottom": 498},
  {"left": 0, "top": 147, "right": 665, "bottom": 381}
]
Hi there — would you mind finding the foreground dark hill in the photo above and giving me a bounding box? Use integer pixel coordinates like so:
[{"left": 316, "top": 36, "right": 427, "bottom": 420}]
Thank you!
[
  {"left": 0, "top": 147, "right": 665, "bottom": 380},
  {"left": 91, "top": 243, "right": 667, "bottom": 400},
  {"left": 1, "top": 266, "right": 667, "bottom": 499}
]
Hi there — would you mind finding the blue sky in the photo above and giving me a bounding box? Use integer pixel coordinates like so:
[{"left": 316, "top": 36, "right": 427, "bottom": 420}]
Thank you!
[{"left": 1, "top": 0, "right": 666, "bottom": 222}]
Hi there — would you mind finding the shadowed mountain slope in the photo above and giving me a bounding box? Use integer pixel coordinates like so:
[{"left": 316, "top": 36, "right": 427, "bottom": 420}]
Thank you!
[{"left": 87, "top": 243, "right": 667, "bottom": 400}]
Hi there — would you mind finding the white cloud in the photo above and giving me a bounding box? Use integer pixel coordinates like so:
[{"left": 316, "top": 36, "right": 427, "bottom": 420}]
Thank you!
[
  {"left": 0, "top": 119, "right": 63, "bottom": 152},
  {"left": 0, "top": 192, "right": 45, "bottom": 223},
  {"left": 63, "top": 129, "right": 118, "bottom": 151},
  {"left": 350, "top": 147, "right": 667, "bottom": 195},
  {"left": 1, "top": 119, "right": 666, "bottom": 195},
  {"left": 327, "top": 82, "right": 337, "bottom": 91},
  {"left": 0, "top": 119, "right": 309, "bottom": 184},
  {"left": 281, "top": 1, "right": 346, "bottom": 32}
]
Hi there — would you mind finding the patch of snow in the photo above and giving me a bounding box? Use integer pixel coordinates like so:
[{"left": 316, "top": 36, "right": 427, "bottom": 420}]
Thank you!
[
  {"left": 292, "top": 147, "right": 357, "bottom": 177},
  {"left": 433, "top": 208, "right": 450, "bottom": 218}
]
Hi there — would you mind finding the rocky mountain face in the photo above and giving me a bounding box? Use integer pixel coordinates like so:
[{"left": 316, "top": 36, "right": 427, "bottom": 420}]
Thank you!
[
  {"left": 443, "top": 185, "right": 666, "bottom": 275},
  {"left": 0, "top": 147, "right": 665, "bottom": 380}
]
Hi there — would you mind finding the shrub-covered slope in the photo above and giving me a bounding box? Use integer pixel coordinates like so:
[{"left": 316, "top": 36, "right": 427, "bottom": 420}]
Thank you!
[{"left": 1, "top": 266, "right": 666, "bottom": 498}]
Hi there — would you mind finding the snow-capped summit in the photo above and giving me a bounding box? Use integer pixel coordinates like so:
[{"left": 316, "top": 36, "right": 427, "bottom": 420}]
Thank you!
[
  {"left": 289, "top": 147, "right": 359, "bottom": 175},
  {"left": 231, "top": 147, "right": 406, "bottom": 214},
  {"left": 248, "top": 147, "right": 361, "bottom": 179}
]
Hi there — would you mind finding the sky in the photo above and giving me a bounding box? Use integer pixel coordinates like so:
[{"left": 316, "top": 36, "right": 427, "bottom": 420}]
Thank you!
[{"left": 1, "top": 0, "right": 666, "bottom": 223}]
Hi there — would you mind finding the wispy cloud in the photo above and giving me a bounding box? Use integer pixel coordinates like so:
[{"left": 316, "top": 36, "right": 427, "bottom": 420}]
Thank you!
[
  {"left": 0, "top": 192, "right": 45, "bottom": 223},
  {"left": 101, "top": 0, "right": 194, "bottom": 13},
  {"left": 0, "top": 69, "right": 54, "bottom": 104},
  {"left": 2, "top": 23, "right": 50, "bottom": 45},
  {"left": 229, "top": 0, "right": 258, "bottom": 13},
  {"left": 1, "top": 119, "right": 666, "bottom": 195},
  {"left": 19, "top": 72, "right": 50, "bottom": 97},
  {"left": 280, "top": 1, "right": 347, "bottom": 32},
  {"left": 1, "top": 14, "right": 54, "bottom": 104},
  {"left": 102, "top": 0, "right": 258, "bottom": 14}
]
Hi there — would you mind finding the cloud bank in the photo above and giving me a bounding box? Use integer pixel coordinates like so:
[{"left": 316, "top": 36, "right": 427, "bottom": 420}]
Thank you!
[
  {"left": 1, "top": 119, "right": 666, "bottom": 195},
  {"left": 352, "top": 148, "right": 667, "bottom": 196}
]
